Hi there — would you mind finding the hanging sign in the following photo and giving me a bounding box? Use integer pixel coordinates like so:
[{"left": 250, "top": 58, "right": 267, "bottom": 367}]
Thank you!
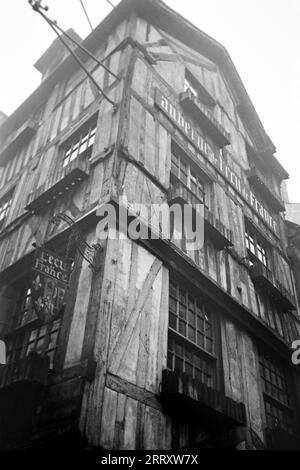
[
  {"left": 155, "top": 88, "right": 278, "bottom": 236},
  {"left": 31, "top": 247, "right": 72, "bottom": 323}
]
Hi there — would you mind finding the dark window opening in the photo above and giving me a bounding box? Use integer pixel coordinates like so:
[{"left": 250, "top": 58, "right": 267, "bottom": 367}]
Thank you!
[{"left": 183, "top": 69, "right": 215, "bottom": 109}]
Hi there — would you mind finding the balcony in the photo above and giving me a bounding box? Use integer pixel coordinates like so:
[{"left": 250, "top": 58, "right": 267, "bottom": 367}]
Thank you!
[
  {"left": 246, "top": 166, "right": 285, "bottom": 213},
  {"left": 167, "top": 182, "right": 233, "bottom": 250},
  {"left": 179, "top": 90, "right": 230, "bottom": 147},
  {"left": 168, "top": 182, "right": 203, "bottom": 208},
  {"left": 25, "top": 157, "right": 90, "bottom": 213},
  {"left": 204, "top": 207, "right": 233, "bottom": 250},
  {"left": 0, "top": 119, "right": 37, "bottom": 165},
  {"left": 0, "top": 351, "right": 49, "bottom": 390},
  {"left": 249, "top": 260, "right": 297, "bottom": 311},
  {"left": 161, "top": 370, "right": 247, "bottom": 433}
]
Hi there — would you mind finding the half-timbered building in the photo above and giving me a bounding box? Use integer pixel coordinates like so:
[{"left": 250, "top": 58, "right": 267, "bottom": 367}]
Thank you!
[{"left": 0, "top": 0, "right": 300, "bottom": 450}]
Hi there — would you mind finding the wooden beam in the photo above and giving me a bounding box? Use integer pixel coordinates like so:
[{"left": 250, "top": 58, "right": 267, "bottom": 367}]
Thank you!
[{"left": 109, "top": 257, "right": 162, "bottom": 373}]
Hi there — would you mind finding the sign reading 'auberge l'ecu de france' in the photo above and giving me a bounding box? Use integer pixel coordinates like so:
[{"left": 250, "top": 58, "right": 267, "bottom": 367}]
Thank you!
[
  {"left": 154, "top": 88, "right": 278, "bottom": 235},
  {"left": 31, "top": 248, "right": 72, "bottom": 324}
]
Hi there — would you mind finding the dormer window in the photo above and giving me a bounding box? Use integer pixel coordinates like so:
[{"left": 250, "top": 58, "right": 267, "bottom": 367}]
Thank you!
[
  {"left": 62, "top": 116, "right": 97, "bottom": 168},
  {"left": 184, "top": 77, "right": 198, "bottom": 99},
  {"left": 183, "top": 69, "right": 216, "bottom": 109}
]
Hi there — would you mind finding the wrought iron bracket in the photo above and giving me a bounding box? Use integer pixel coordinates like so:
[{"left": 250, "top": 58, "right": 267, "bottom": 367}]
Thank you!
[{"left": 50, "top": 213, "right": 102, "bottom": 273}]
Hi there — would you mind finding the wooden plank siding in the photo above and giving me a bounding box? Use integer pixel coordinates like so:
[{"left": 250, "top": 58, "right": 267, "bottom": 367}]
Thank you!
[{"left": 80, "top": 235, "right": 169, "bottom": 447}]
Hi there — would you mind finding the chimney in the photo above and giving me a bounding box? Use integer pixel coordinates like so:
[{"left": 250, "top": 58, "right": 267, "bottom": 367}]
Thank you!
[{"left": 34, "top": 28, "right": 83, "bottom": 80}]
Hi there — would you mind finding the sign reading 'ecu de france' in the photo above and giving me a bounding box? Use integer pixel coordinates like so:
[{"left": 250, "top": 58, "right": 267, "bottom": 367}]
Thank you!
[
  {"left": 31, "top": 248, "right": 72, "bottom": 324},
  {"left": 154, "top": 88, "right": 278, "bottom": 236}
]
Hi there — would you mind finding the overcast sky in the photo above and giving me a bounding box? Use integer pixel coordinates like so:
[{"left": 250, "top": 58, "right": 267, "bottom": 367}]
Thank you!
[{"left": 0, "top": 0, "right": 299, "bottom": 202}]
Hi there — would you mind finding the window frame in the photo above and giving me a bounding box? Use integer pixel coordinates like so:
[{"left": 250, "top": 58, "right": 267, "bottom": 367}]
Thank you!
[
  {"left": 61, "top": 114, "right": 98, "bottom": 169},
  {"left": 259, "top": 351, "right": 296, "bottom": 434},
  {"left": 170, "top": 143, "right": 210, "bottom": 209},
  {"left": 183, "top": 69, "right": 216, "bottom": 109},
  {"left": 167, "top": 275, "right": 223, "bottom": 391},
  {"left": 245, "top": 223, "right": 270, "bottom": 269}
]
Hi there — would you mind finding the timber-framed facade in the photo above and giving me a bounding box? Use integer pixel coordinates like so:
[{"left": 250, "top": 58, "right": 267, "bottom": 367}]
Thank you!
[{"left": 0, "top": 0, "right": 300, "bottom": 450}]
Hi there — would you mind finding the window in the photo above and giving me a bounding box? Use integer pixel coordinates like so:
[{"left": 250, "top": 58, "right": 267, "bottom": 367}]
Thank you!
[
  {"left": 184, "top": 77, "right": 198, "bottom": 99},
  {"left": 5, "top": 282, "right": 62, "bottom": 368},
  {"left": 183, "top": 70, "right": 216, "bottom": 109},
  {"left": 259, "top": 352, "right": 295, "bottom": 433},
  {"left": 167, "top": 279, "right": 217, "bottom": 388},
  {"left": 171, "top": 146, "right": 208, "bottom": 207},
  {"left": 62, "top": 117, "right": 97, "bottom": 168},
  {"left": 0, "top": 192, "right": 12, "bottom": 229},
  {"left": 245, "top": 227, "right": 269, "bottom": 268},
  {"left": 259, "top": 352, "right": 296, "bottom": 434},
  {"left": 26, "top": 319, "right": 61, "bottom": 367}
]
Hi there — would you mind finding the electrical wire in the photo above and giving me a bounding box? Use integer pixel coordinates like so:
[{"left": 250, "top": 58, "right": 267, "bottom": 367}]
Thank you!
[
  {"left": 46, "top": 16, "right": 119, "bottom": 80},
  {"left": 28, "top": 0, "right": 120, "bottom": 105},
  {"left": 79, "top": 0, "right": 93, "bottom": 31},
  {"left": 105, "top": 0, "right": 115, "bottom": 8},
  {"left": 39, "top": 9, "right": 115, "bottom": 105},
  {"left": 37, "top": 8, "right": 120, "bottom": 81}
]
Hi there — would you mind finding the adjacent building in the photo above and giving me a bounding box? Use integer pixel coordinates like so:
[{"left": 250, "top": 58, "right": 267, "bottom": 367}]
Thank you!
[{"left": 0, "top": 0, "right": 300, "bottom": 450}]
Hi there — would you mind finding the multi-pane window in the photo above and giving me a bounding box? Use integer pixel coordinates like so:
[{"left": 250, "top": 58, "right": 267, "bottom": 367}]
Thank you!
[
  {"left": 167, "top": 334, "right": 215, "bottom": 388},
  {"left": 5, "top": 283, "right": 62, "bottom": 368},
  {"left": 26, "top": 319, "right": 61, "bottom": 367},
  {"left": 62, "top": 118, "right": 97, "bottom": 168},
  {"left": 245, "top": 228, "right": 269, "bottom": 267},
  {"left": 259, "top": 352, "right": 294, "bottom": 433},
  {"left": 0, "top": 193, "right": 12, "bottom": 229},
  {"left": 168, "top": 280, "right": 216, "bottom": 388},
  {"left": 171, "top": 148, "right": 207, "bottom": 206}
]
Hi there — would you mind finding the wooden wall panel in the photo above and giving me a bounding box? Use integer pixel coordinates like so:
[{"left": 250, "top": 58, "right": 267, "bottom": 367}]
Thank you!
[
  {"left": 96, "top": 386, "right": 172, "bottom": 450},
  {"left": 80, "top": 234, "right": 169, "bottom": 447},
  {"left": 127, "top": 95, "right": 170, "bottom": 189},
  {"left": 274, "top": 251, "right": 294, "bottom": 295},
  {"left": 221, "top": 319, "right": 246, "bottom": 403},
  {"left": 239, "top": 333, "right": 264, "bottom": 440},
  {"left": 64, "top": 249, "right": 93, "bottom": 368}
]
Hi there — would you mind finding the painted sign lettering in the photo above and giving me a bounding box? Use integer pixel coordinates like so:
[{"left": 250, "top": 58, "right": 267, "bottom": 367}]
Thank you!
[
  {"left": 155, "top": 88, "right": 278, "bottom": 235},
  {"left": 31, "top": 247, "right": 72, "bottom": 323}
]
